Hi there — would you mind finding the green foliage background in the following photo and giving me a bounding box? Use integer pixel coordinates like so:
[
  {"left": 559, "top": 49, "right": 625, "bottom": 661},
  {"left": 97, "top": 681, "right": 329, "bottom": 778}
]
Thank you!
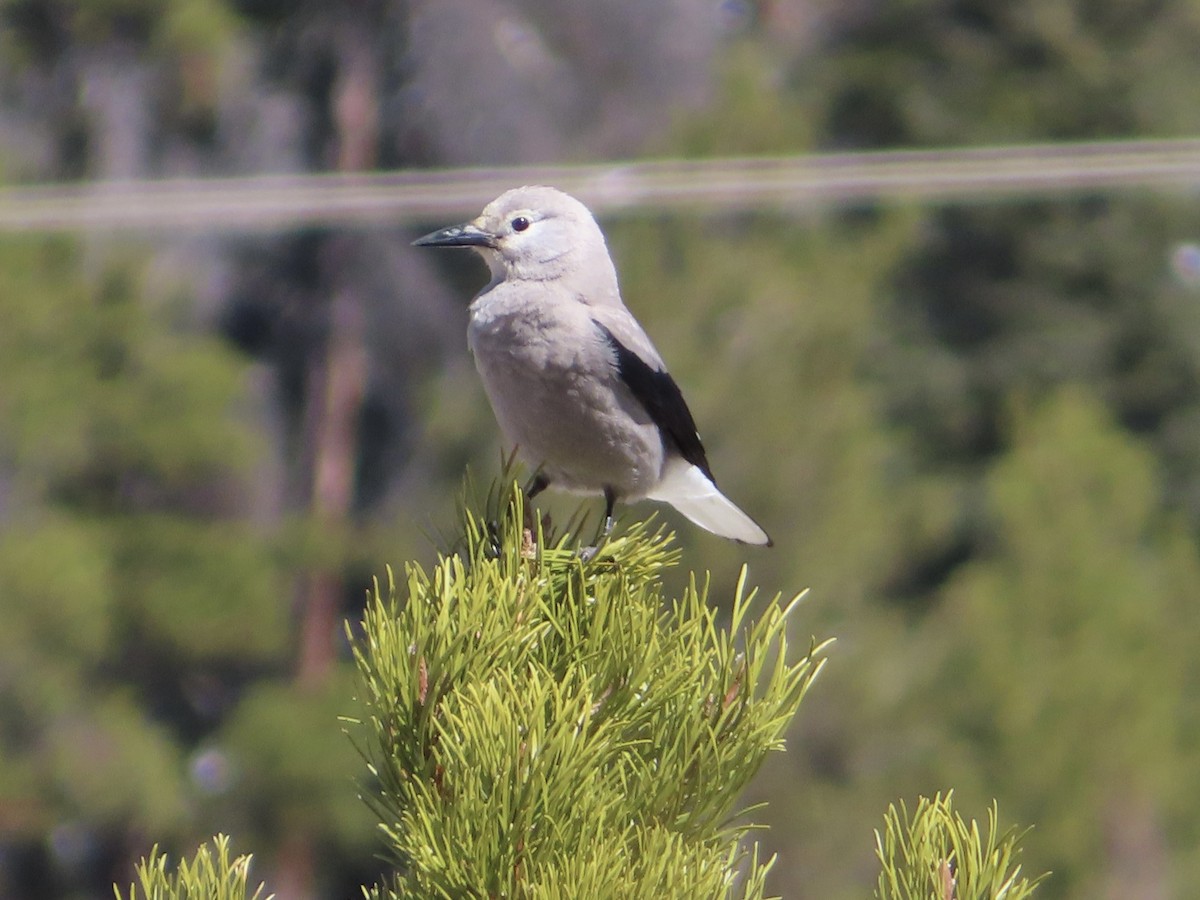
[{"left": 2, "top": 0, "right": 1200, "bottom": 896}]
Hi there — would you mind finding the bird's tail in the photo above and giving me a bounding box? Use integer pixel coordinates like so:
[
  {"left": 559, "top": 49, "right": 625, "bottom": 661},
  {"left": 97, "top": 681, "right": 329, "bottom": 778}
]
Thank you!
[{"left": 648, "top": 460, "right": 772, "bottom": 546}]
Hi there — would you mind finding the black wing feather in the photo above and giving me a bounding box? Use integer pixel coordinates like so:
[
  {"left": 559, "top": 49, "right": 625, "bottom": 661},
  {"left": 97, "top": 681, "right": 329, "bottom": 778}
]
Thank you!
[{"left": 594, "top": 321, "right": 715, "bottom": 482}]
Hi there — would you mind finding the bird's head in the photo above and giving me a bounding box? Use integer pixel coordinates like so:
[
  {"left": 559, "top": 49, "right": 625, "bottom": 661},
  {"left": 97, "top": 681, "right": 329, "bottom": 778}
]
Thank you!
[{"left": 413, "top": 185, "right": 617, "bottom": 289}]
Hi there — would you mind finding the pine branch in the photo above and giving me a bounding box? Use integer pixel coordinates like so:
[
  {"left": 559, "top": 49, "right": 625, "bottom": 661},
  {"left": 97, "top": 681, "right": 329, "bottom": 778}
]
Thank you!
[
  {"left": 113, "top": 834, "right": 270, "bottom": 900},
  {"left": 349, "top": 479, "right": 828, "bottom": 898},
  {"left": 874, "top": 792, "right": 1048, "bottom": 900}
]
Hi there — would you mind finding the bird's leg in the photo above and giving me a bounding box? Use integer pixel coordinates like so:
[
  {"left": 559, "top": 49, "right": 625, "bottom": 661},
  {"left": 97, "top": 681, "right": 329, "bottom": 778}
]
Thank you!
[
  {"left": 581, "top": 487, "right": 617, "bottom": 562},
  {"left": 522, "top": 472, "right": 550, "bottom": 535},
  {"left": 526, "top": 471, "right": 550, "bottom": 501}
]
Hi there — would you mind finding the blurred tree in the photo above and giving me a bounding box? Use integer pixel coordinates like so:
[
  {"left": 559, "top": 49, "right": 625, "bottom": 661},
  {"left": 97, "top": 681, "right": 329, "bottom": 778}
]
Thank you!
[
  {"left": 910, "top": 390, "right": 1200, "bottom": 897},
  {"left": 0, "top": 0, "right": 241, "bottom": 179},
  {"left": 0, "top": 235, "right": 374, "bottom": 897},
  {"left": 797, "top": 0, "right": 1200, "bottom": 556}
]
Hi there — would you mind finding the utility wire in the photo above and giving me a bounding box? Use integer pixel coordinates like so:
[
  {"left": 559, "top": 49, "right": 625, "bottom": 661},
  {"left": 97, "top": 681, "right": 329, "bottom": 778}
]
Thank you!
[{"left": 1, "top": 137, "right": 1199, "bottom": 234}]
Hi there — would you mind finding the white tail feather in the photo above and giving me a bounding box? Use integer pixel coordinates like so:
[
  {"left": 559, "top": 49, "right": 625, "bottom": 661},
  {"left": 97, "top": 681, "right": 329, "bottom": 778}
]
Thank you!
[{"left": 647, "top": 461, "right": 772, "bottom": 546}]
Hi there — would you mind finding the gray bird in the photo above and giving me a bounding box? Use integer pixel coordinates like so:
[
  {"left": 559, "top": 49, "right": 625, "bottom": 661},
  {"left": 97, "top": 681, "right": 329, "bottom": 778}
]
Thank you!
[{"left": 413, "top": 185, "right": 771, "bottom": 546}]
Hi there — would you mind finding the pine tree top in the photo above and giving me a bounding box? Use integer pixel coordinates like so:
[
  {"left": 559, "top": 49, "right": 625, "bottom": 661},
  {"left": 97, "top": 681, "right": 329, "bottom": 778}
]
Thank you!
[{"left": 349, "top": 478, "right": 828, "bottom": 899}]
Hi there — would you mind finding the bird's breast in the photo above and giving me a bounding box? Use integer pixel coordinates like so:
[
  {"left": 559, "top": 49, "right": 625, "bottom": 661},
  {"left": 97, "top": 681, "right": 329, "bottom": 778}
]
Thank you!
[
  {"left": 468, "top": 288, "right": 599, "bottom": 375},
  {"left": 465, "top": 288, "right": 663, "bottom": 496}
]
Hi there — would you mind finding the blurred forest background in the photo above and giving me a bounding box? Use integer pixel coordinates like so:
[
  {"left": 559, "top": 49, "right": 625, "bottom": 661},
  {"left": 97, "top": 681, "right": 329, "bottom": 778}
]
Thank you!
[{"left": 2, "top": 0, "right": 1200, "bottom": 897}]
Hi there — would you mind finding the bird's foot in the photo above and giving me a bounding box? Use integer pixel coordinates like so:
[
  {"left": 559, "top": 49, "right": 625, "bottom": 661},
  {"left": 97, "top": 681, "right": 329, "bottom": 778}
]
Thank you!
[{"left": 578, "top": 515, "right": 616, "bottom": 562}]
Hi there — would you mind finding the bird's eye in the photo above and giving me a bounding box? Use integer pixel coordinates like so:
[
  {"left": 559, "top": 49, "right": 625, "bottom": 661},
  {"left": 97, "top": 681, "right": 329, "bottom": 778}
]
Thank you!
[{"left": 511, "top": 216, "right": 530, "bottom": 232}]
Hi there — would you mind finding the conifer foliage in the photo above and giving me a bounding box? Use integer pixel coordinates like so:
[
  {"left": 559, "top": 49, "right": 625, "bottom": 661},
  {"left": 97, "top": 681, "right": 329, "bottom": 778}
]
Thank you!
[
  {"left": 874, "top": 793, "right": 1045, "bottom": 900},
  {"left": 113, "top": 481, "right": 1047, "bottom": 898},
  {"left": 350, "top": 480, "right": 828, "bottom": 898},
  {"left": 114, "top": 835, "right": 270, "bottom": 900}
]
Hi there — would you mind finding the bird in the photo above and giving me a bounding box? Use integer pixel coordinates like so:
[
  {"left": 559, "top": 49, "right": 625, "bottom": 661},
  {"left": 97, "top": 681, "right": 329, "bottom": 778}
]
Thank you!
[{"left": 413, "top": 185, "right": 771, "bottom": 547}]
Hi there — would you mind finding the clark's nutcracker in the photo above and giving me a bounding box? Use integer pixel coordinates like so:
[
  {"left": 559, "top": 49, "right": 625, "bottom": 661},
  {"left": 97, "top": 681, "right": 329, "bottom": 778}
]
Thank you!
[{"left": 414, "top": 186, "right": 771, "bottom": 546}]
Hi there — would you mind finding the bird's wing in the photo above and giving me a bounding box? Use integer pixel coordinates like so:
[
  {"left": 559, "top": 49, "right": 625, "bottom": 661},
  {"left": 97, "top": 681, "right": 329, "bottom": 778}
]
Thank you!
[{"left": 590, "top": 307, "right": 715, "bottom": 482}]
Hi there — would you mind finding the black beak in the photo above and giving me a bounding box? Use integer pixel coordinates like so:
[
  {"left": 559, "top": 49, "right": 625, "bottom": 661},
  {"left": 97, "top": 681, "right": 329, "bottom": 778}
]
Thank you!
[{"left": 412, "top": 222, "right": 496, "bottom": 249}]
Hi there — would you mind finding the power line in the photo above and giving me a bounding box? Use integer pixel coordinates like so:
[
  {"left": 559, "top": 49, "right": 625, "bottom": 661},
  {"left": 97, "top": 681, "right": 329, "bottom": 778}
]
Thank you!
[{"left": 1, "top": 138, "right": 1199, "bottom": 234}]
